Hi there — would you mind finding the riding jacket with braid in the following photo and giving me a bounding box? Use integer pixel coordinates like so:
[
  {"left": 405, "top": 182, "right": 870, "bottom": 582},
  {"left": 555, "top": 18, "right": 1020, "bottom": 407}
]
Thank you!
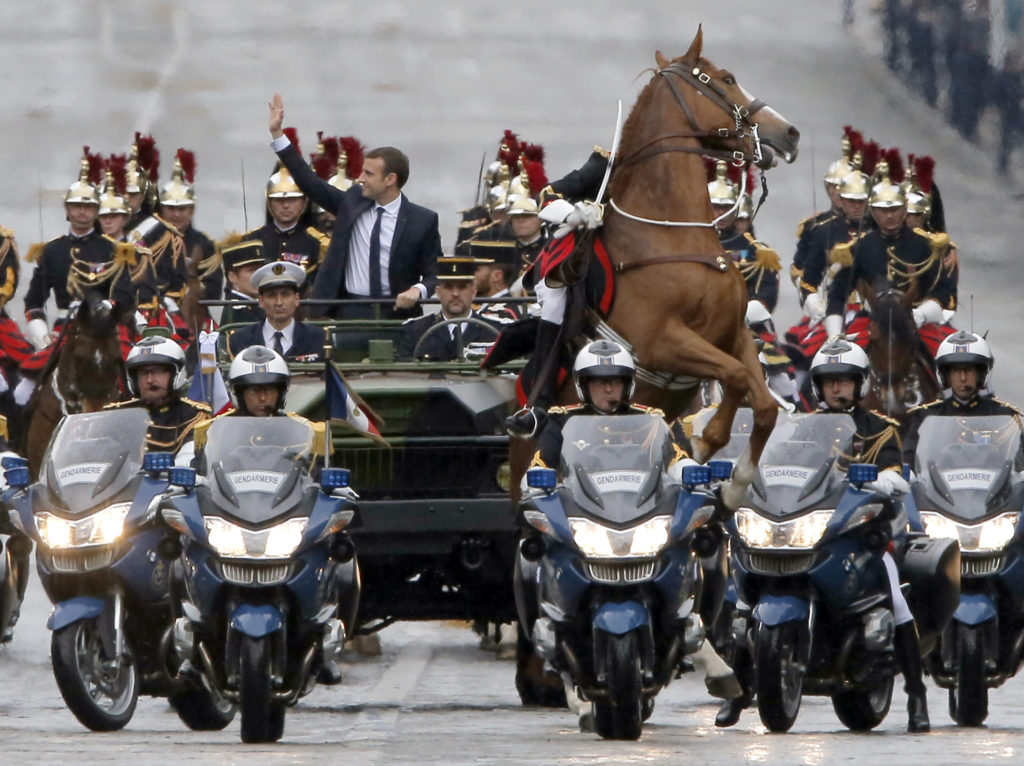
[
  {"left": 791, "top": 208, "right": 835, "bottom": 284},
  {"left": 798, "top": 213, "right": 869, "bottom": 303},
  {"left": 901, "top": 395, "right": 1024, "bottom": 465},
  {"left": 719, "top": 228, "right": 780, "bottom": 312},
  {"left": 242, "top": 223, "right": 325, "bottom": 295},
  {"left": 105, "top": 396, "right": 211, "bottom": 454},
  {"left": 818, "top": 405, "right": 903, "bottom": 473}
]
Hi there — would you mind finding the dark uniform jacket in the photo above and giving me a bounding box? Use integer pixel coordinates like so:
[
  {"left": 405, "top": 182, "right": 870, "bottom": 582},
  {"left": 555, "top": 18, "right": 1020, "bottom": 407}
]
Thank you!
[
  {"left": 106, "top": 396, "right": 211, "bottom": 453},
  {"left": 826, "top": 225, "right": 957, "bottom": 316},
  {"left": 901, "top": 395, "right": 1024, "bottom": 464},
  {"left": 228, "top": 320, "right": 326, "bottom": 362},
  {"left": 275, "top": 142, "right": 441, "bottom": 318},
  {"left": 791, "top": 208, "right": 837, "bottom": 284},
  {"left": 220, "top": 289, "right": 264, "bottom": 327},
  {"left": 242, "top": 223, "right": 326, "bottom": 295},
  {"left": 798, "top": 213, "right": 867, "bottom": 302},
  {"left": 25, "top": 231, "right": 138, "bottom": 323},
  {"left": 396, "top": 311, "right": 497, "bottom": 361},
  {"left": 532, "top": 401, "right": 672, "bottom": 470},
  {"left": 821, "top": 406, "right": 904, "bottom": 473},
  {"left": 477, "top": 289, "right": 523, "bottom": 325},
  {"left": 129, "top": 215, "right": 188, "bottom": 303},
  {"left": 183, "top": 224, "right": 223, "bottom": 301},
  {"left": 719, "top": 228, "right": 781, "bottom": 312}
]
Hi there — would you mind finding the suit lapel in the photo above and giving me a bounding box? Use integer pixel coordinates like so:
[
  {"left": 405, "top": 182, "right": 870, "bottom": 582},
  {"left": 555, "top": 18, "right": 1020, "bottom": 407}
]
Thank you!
[{"left": 391, "top": 194, "right": 409, "bottom": 257}]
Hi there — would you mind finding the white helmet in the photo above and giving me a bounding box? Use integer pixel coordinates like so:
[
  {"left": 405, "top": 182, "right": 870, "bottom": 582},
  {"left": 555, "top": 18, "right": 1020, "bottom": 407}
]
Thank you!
[
  {"left": 572, "top": 340, "right": 636, "bottom": 405},
  {"left": 935, "top": 330, "right": 993, "bottom": 389},
  {"left": 810, "top": 339, "right": 871, "bottom": 401},
  {"left": 125, "top": 335, "right": 188, "bottom": 396},
  {"left": 228, "top": 345, "right": 290, "bottom": 412}
]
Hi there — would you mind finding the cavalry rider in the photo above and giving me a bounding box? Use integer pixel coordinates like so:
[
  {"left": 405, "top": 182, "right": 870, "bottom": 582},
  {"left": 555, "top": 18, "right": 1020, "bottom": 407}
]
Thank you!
[
  {"left": 0, "top": 416, "right": 30, "bottom": 642},
  {"left": 105, "top": 333, "right": 211, "bottom": 464},
  {"left": 809, "top": 339, "right": 930, "bottom": 732},
  {"left": 901, "top": 331, "right": 1024, "bottom": 464},
  {"left": 0, "top": 226, "right": 33, "bottom": 405},
  {"left": 397, "top": 256, "right": 498, "bottom": 361},
  {"left": 227, "top": 260, "right": 325, "bottom": 362},
  {"left": 822, "top": 162, "right": 957, "bottom": 357}
]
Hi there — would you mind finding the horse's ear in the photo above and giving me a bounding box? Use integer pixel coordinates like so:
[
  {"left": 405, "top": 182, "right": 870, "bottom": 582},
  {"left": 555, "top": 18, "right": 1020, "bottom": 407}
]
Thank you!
[
  {"left": 683, "top": 25, "right": 703, "bottom": 63},
  {"left": 655, "top": 50, "right": 671, "bottom": 70}
]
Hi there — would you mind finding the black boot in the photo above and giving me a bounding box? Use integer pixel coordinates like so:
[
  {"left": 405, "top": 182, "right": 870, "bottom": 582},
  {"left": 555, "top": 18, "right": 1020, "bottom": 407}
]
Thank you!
[
  {"left": 317, "top": 659, "right": 343, "bottom": 686},
  {"left": 894, "top": 621, "right": 930, "bottom": 733},
  {"left": 715, "top": 642, "right": 753, "bottom": 728},
  {"left": 506, "top": 320, "right": 563, "bottom": 437}
]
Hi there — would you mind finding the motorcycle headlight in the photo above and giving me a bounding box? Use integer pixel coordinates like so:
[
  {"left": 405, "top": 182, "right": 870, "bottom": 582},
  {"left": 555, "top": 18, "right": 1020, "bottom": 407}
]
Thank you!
[
  {"left": 922, "top": 511, "right": 1018, "bottom": 553},
  {"left": 37, "top": 503, "right": 132, "bottom": 549},
  {"left": 204, "top": 517, "right": 308, "bottom": 559},
  {"left": 735, "top": 508, "right": 832, "bottom": 550},
  {"left": 568, "top": 515, "right": 672, "bottom": 559}
]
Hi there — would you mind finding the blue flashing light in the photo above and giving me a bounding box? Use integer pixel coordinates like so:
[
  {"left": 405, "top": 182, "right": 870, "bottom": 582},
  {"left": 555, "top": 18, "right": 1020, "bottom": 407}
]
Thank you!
[
  {"left": 682, "top": 464, "right": 711, "bottom": 487},
  {"left": 708, "top": 460, "right": 734, "bottom": 481},
  {"left": 1, "top": 455, "right": 27, "bottom": 470},
  {"left": 144, "top": 452, "right": 175, "bottom": 472},
  {"left": 169, "top": 467, "right": 197, "bottom": 489},
  {"left": 321, "top": 468, "right": 351, "bottom": 489},
  {"left": 4, "top": 466, "right": 29, "bottom": 489},
  {"left": 526, "top": 467, "right": 557, "bottom": 490},
  {"left": 848, "top": 463, "right": 878, "bottom": 486}
]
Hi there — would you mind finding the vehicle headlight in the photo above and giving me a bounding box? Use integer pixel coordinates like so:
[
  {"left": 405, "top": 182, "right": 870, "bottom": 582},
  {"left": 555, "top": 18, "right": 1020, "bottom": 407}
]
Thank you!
[
  {"left": 204, "top": 517, "right": 308, "bottom": 559},
  {"left": 569, "top": 515, "right": 672, "bottom": 559},
  {"left": 735, "top": 508, "right": 832, "bottom": 550},
  {"left": 922, "top": 511, "right": 1018, "bottom": 553},
  {"left": 36, "top": 503, "right": 132, "bottom": 549}
]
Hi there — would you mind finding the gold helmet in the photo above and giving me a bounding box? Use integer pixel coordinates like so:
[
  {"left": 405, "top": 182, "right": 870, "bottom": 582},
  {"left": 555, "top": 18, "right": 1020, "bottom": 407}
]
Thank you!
[
  {"left": 508, "top": 157, "right": 531, "bottom": 198},
  {"left": 64, "top": 149, "right": 101, "bottom": 206},
  {"left": 125, "top": 133, "right": 159, "bottom": 197},
  {"left": 868, "top": 161, "right": 906, "bottom": 209},
  {"left": 902, "top": 154, "right": 933, "bottom": 218},
  {"left": 706, "top": 161, "right": 737, "bottom": 206},
  {"left": 737, "top": 193, "right": 754, "bottom": 220},
  {"left": 266, "top": 165, "right": 305, "bottom": 199},
  {"left": 507, "top": 195, "right": 539, "bottom": 217},
  {"left": 825, "top": 130, "right": 857, "bottom": 186},
  {"left": 98, "top": 171, "right": 130, "bottom": 216},
  {"left": 824, "top": 156, "right": 854, "bottom": 187},
  {"left": 838, "top": 170, "right": 870, "bottom": 201},
  {"left": 487, "top": 184, "right": 509, "bottom": 216},
  {"left": 159, "top": 150, "right": 196, "bottom": 207},
  {"left": 329, "top": 148, "right": 354, "bottom": 191},
  {"left": 125, "top": 157, "right": 148, "bottom": 196}
]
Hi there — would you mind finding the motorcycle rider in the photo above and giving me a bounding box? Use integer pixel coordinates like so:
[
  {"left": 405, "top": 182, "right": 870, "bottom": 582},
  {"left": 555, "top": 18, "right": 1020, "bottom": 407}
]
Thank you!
[
  {"left": 0, "top": 417, "right": 30, "bottom": 642},
  {"left": 810, "top": 339, "right": 929, "bottom": 732},
  {"left": 901, "top": 330, "right": 1023, "bottom": 463}
]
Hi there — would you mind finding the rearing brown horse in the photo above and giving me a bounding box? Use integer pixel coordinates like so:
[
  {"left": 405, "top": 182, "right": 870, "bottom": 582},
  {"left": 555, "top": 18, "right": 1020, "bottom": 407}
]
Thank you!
[{"left": 540, "top": 29, "right": 800, "bottom": 508}]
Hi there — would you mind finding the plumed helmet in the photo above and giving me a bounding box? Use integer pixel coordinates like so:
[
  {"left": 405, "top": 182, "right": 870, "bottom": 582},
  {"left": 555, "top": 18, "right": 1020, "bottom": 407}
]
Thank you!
[
  {"left": 810, "top": 339, "right": 871, "bottom": 401},
  {"left": 737, "top": 192, "right": 754, "bottom": 220},
  {"left": 935, "top": 330, "right": 993, "bottom": 389},
  {"left": 487, "top": 184, "right": 509, "bottom": 216},
  {"left": 824, "top": 157, "right": 854, "bottom": 187},
  {"left": 159, "top": 150, "right": 197, "bottom": 207},
  {"left": 868, "top": 161, "right": 906, "bottom": 209},
  {"left": 707, "top": 160, "right": 737, "bottom": 206},
  {"left": 265, "top": 165, "right": 305, "bottom": 199},
  {"left": 126, "top": 335, "right": 189, "bottom": 396},
  {"left": 64, "top": 149, "right": 101, "bottom": 206},
  {"left": 572, "top": 340, "right": 636, "bottom": 404},
  {"left": 838, "top": 170, "right": 870, "bottom": 201},
  {"left": 98, "top": 171, "right": 131, "bottom": 216},
  {"left": 227, "top": 345, "right": 290, "bottom": 411}
]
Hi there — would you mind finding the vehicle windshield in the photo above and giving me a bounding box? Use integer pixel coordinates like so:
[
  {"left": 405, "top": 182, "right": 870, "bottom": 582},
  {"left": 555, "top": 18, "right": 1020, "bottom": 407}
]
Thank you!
[
  {"left": 755, "top": 413, "right": 857, "bottom": 515},
  {"left": 43, "top": 409, "right": 150, "bottom": 513},
  {"left": 203, "top": 416, "right": 318, "bottom": 525},
  {"left": 914, "top": 415, "right": 1024, "bottom": 520},
  {"left": 558, "top": 415, "right": 676, "bottom": 525}
]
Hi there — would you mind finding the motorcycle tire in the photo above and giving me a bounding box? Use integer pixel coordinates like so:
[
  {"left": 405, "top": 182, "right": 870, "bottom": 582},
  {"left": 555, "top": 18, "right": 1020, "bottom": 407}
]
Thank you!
[
  {"left": 169, "top": 679, "right": 237, "bottom": 731},
  {"left": 593, "top": 631, "right": 643, "bottom": 741},
  {"left": 514, "top": 624, "right": 567, "bottom": 708},
  {"left": 951, "top": 624, "right": 988, "bottom": 727},
  {"left": 831, "top": 676, "right": 894, "bottom": 731},
  {"left": 755, "top": 623, "right": 804, "bottom": 732},
  {"left": 239, "top": 634, "right": 286, "bottom": 743},
  {"left": 51, "top": 620, "right": 138, "bottom": 731}
]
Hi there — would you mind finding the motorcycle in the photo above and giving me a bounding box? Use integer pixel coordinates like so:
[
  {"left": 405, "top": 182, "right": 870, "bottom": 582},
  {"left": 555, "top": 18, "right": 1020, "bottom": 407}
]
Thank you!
[
  {"left": 914, "top": 414, "right": 1024, "bottom": 726},
  {"left": 4, "top": 409, "right": 233, "bottom": 732},
  {"left": 728, "top": 412, "right": 958, "bottom": 732},
  {"left": 0, "top": 455, "right": 31, "bottom": 644},
  {"left": 514, "top": 414, "right": 726, "bottom": 740},
  {"left": 160, "top": 415, "right": 360, "bottom": 743}
]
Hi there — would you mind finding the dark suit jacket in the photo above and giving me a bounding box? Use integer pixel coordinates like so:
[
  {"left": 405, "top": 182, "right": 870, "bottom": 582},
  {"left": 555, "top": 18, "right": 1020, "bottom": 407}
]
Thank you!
[
  {"left": 276, "top": 143, "right": 442, "bottom": 318},
  {"left": 228, "top": 320, "right": 326, "bottom": 361},
  {"left": 396, "top": 311, "right": 497, "bottom": 361}
]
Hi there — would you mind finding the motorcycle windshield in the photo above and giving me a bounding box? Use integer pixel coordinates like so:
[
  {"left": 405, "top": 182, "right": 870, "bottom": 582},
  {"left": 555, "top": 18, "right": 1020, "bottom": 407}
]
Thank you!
[
  {"left": 688, "top": 406, "right": 754, "bottom": 461},
  {"left": 754, "top": 413, "right": 857, "bottom": 516},
  {"left": 914, "top": 415, "right": 1024, "bottom": 521},
  {"left": 42, "top": 409, "right": 150, "bottom": 514},
  {"left": 203, "top": 416, "right": 317, "bottom": 526},
  {"left": 559, "top": 415, "right": 676, "bottom": 525}
]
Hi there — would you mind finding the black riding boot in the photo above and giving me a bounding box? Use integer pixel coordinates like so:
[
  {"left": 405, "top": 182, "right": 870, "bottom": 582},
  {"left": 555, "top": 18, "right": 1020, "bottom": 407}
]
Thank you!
[
  {"left": 506, "top": 320, "right": 563, "bottom": 437},
  {"left": 715, "top": 643, "right": 754, "bottom": 728},
  {"left": 895, "top": 621, "right": 930, "bottom": 733}
]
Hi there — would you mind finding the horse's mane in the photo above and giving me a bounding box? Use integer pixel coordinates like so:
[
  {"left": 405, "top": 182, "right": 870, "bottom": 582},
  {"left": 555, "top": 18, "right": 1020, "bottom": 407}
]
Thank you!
[
  {"left": 868, "top": 287, "right": 919, "bottom": 352},
  {"left": 619, "top": 66, "right": 662, "bottom": 144}
]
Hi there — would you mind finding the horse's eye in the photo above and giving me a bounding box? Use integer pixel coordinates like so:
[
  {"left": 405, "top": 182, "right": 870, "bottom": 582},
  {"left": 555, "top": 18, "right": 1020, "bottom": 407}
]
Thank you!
[{"left": 722, "top": 75, "right": 736, "bottom": 86}]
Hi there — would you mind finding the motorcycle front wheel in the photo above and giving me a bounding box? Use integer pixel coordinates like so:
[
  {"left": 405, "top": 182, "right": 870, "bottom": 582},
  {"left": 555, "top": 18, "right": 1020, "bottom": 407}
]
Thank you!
[
  {"left": 950, "top": 623, "right": 988, "bottom": 726},
  {"left": 239, "top": 634, "right": 285, "bottom": 743},
  {"left": 755, "top": 622, "right": 805, "bottom": 732},
  {"left": 170, "top": 677, "right": 237, "bottom": 731},
  {"left": 51, "top": 620, "right": 138, "bottom": 731},
  {"left": 831, "top": 676, "right": 893, "bottom": 731},
  {"left": 593, "top": 631, "right": 643, "bottom": 740}
]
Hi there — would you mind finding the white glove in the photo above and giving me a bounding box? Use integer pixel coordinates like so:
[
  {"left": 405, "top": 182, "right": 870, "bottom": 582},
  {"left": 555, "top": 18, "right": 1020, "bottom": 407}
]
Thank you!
[
  {"left": 941, "top": 308, "right": 956, "bottom": 324},
  {"left": 911, "top": 299, "right": 943, "bottom": 328},
  {"left": 133, "top": 311, "right": 148, "bottom": 335},
  {"left": 163, "top": 295, "right": 180, "bottom": 314},
  {"left": 27, "top": 318, "right": 51, "bottom": 350},
  {"left": 823, "top": 314, "right": 844, "bottom": 340},
  {"left": 802, "top": 293, "right": 826, "bottom": 322},
  {"left": 668, "top": 457, "right": 700, "bottom": 483},
  {"left": 551, "top": 201, "right": 604, "bottom": 239},
  {"left": 538, "top": 198, "right": 574, "bottom": 226},
  {"left": 745, "top": 300, "right": 771, "bottom": 326},
  {"left": 866, "top": 468, "right": 910, "bottom": 498}
]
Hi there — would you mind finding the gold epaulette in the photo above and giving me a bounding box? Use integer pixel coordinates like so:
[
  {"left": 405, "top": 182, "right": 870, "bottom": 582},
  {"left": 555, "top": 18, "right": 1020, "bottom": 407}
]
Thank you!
[
  {"left": 307, "top": 226, "right": 330, "bottom": 259},
  {"left": 154, "top": 214, "right": 183, "bottom": 237},
  {"left": 744, "top": 234, "right": 781, "bottom": 271},
  {"left": 192, "top": 417, "right": 213, "bottom": 449},
  {"left": 789, "top": 263, "right": 804, "bottom": 282},
  {"left": 871, "top": 411, "right": 902, "bottom": 428},
  {"left": 537, "top": 185, "right": 563, "bottom": 207},
  {"left": 905, "top": 399, "right": 943, "bottom": 416},
  {"left": 594, "top": 145, "right": 611, "bottom": 159},
  {"left": 631, "top": 404, "right": 666, "bottom": 417},
  {"left": 198, "top": 250, "right": 222, "bottom": 279},
  {"left": 26, "top": 242, "right": 46, "bottom": 263},
  {"left": 0, "top": 414, "right": 8, "bottom": 442},
  {"left": 0, "top": 226, "right": 13, "bottom": 239},
  {"left": 920, "top": 228, "right": 951, "bottom": 258},
  {"left": 548, "top": 404, "right": 585, "bottom": 415},
  {"left": 829, "top": 240, "right": 854, "bottom": 267},
  {"left": 109, "top": 238, "right": 139, "bottom": 268},
  {"left": 991, "top": 397, "right": 1024, "bottom": 417},
  {"left": 181, "top": 397, "right": 213, "bottom": 414},
  {"left": 799, "top": 280, "right": 818, "bottom": 294},
  {"left": 216, "top": 231, "right": 247, "bottom": 253},
  {"left": 103, "top": 399, "right": 140, "bottom": 410}
]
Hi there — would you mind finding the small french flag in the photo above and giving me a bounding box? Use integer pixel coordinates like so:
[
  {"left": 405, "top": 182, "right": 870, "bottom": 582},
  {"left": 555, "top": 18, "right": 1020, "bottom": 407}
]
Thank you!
[
  {"left": 326, "top": 361, "right": 385, "bottom": 442},
  {"left": 188, "top": 331, "right": 232, "bottom": 415}
]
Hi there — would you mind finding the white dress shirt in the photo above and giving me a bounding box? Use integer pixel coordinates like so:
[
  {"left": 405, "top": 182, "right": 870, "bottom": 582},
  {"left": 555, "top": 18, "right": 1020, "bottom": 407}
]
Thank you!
[
  {"left": 262, "top": 319, "right": 295, "bottom": 355},
  {"left": 345, "top": 194, "right": 402, "bottom": 296}
]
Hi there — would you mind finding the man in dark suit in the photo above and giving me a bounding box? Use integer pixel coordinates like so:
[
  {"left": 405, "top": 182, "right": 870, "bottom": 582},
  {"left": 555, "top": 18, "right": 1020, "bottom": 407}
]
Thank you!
[
  {"left": 268, "top": 93, "right": 441, "bottom": 320},
  {"left": 228, "top": 260, "right": 326, "bottom": 362},
  {"left": 397, "top": 257, "right": 498, "bottom": 361}
]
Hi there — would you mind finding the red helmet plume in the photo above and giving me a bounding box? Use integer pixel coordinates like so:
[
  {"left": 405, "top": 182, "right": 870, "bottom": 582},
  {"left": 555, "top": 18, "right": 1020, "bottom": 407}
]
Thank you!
[
  {"left": 860, "top": 140, "right": 881, "bottom": 176},
  {"left": 176, "top": 148, "right": 196, "bottom": 183},
  {"left": 82, "top": 145, "right": 104, "bottom": 185},
  {"left": 105, "top": 153, "right": 128, "bottom": 195},
  {"left": 913, "top": 155, "right": 935, "bottom": 194},
  {"left": 337, "top": 136, "right": 365, "bottom": 178},
  {"left": 883, "top": 147, "right": 904, "bottom": 183},
  {"left": 133, "top": 132, "right": 159, "bottom": 180}
]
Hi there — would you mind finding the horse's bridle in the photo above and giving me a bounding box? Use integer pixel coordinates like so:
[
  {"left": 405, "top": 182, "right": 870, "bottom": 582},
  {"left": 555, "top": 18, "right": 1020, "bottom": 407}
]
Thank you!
[{"left": 611, "top": 60, "right": 770, "bottom": 229}]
